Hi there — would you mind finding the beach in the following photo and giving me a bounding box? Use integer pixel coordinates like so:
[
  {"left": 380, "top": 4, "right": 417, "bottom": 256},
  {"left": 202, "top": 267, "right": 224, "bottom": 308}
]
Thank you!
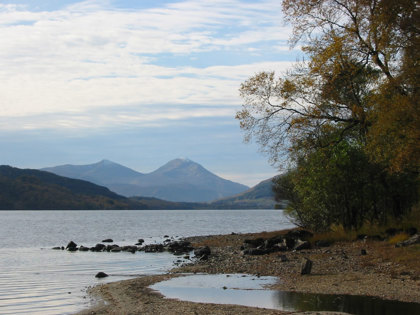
[{"left": 78, "top": 229, "right": 420, "bottom": 314}]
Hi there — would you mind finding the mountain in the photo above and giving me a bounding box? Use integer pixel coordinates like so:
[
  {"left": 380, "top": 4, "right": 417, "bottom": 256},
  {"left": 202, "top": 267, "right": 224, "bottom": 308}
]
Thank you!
[
  {"left": 43, "top": 158, "right": 249, "bottom": 202},
  {"left": 0, "top": 165, "right": 147, "bottom": 210},
  {"left": 42, "top": 159, "right": 144, "bottom": 186},
  {"left": 209, "top": 177, "right": 278, "bottom": 209}
]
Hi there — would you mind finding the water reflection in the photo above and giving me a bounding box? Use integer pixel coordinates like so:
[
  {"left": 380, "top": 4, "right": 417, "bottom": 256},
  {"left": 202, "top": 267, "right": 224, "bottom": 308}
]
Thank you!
[
  {"left": 274, "top": 291, "right": 420, "bottom": 315},
  {"left": 151, "top": 274, "right": 420, "bottom": 315}
]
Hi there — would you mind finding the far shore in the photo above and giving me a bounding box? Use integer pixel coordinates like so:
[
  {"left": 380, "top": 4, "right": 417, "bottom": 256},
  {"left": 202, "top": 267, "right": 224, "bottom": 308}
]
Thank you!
[{"left": 78, "top": 228, "right": 420, "bottom": 314}]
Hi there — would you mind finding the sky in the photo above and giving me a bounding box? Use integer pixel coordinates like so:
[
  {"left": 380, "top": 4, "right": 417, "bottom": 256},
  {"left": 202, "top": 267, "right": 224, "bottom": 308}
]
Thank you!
[{"left": 0, "top": 0, "right": 301, "bottom": 187}]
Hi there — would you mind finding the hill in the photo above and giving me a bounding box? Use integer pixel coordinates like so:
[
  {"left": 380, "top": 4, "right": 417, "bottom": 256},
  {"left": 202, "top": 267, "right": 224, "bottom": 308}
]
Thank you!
[
  {"left": 209, "top": 177, "right": 278, "bottom": 209},
  {"left": 43, "top": 158, "right": 249, "bottom": 202},
  {"left": 0, "top": 165, "right": 146, "bottom": 210}
]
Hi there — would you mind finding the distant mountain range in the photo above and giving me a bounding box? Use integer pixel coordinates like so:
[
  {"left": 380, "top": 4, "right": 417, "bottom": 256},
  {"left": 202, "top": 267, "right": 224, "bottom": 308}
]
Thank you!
[
  {"left": 42, "top": 158, "right": 249, "bottom": 203},
  {"left": 0, "top": 165, "right": 280, "bottom": 210}
]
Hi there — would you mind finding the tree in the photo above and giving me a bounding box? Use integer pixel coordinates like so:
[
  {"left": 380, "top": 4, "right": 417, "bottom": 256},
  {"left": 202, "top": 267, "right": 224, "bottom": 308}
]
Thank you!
[
  {"left": 237, "top": 0, "right": 419, "bottom": 172},
  {"left": 237, "top": 0, "right": 419, "bottom": 230}
]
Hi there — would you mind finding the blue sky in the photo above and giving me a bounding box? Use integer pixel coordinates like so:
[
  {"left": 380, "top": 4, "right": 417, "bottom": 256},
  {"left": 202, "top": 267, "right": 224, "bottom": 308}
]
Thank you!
[{"left": 0, "top": 0, "right": 300, "bottom": 186}]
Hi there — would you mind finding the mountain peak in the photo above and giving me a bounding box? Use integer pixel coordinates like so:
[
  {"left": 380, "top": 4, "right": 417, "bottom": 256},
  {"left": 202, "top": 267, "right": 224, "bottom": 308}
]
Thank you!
[{"left": 97, "top": 159, "right": 117, "bottom": 166}]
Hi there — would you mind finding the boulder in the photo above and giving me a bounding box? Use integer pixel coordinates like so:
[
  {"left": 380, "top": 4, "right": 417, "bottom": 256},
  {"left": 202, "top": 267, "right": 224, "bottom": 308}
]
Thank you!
[
  {"left": 136, "top": 239, "right": 145, "bottom": 245},
  {"left": 105, "top": 244, "right": 119, "bottom": 252},
  {"left": 52, "top": 246, "right": 62, "bottom": 250},
  {"left": 243, "top": 238, "right": 265, "bottom": 248},
  {"left": 66, "top": 241, "right": 77, "bottom": 251},
  {"left": 101, "top": 239, "right": 113, "bottom": 243},
  {"left": 194, "top": 246, "right": 211, "bottom": 258},
  {"left": 300, "top": 257, "right": 313, "bottom": 275},
  {"left": 144, "top": 244, "right": 164, "bottom": 253},
  {"left": 79, "top": 246, "right": 89, "bottom": 251},
  {"left": 95, "top": 272, "right": 108, "bottom": 278},
  {"left": 110, "top": 247, "right": 122, "bottom": 252},
  {"left": 284, "top": 237, "right": 296, "bottom": 249},
  {"left": 264, "top": 235, "right": 284, "bottom": 248},
  {"left": 91, "top": 244, "right": 106, "bottom": 252},
  {"left": 122, "top": 246, "right": 137, "bottom": 253},
  {"left": 166, "top": 240, "right": 193, "bottom": 254}
]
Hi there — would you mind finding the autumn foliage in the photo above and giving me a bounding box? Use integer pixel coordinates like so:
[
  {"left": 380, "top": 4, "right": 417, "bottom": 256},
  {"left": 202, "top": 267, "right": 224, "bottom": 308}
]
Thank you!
[{"left": 237, "top": 0, "right": 419, "bottom": 231}]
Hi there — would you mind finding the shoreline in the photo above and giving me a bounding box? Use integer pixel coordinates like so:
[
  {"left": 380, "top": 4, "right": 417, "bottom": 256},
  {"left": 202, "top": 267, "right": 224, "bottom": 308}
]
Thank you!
[{"left": 78, "top": 229, "right": 420, "bottom": 314}]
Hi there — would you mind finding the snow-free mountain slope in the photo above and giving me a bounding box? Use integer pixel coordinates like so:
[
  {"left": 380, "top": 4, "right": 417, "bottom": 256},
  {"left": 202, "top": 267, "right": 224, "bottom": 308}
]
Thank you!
[{"left": 42, "top": 158, "right": 249, "bottom": 202}]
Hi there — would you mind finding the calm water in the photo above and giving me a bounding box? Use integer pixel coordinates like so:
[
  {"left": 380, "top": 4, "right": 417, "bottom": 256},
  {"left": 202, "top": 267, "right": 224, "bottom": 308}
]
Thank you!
[
  {"left": 152, "top": 274, "right": 420, "bottom": 315},
  {"left": 0, "top": 210, "right": 293, "bottom": 314}
]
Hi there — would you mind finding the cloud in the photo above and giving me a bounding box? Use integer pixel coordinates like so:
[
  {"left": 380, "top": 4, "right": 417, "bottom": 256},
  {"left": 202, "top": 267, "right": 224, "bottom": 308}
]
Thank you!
[{"left": 0, "top": 0, "right": 295, "bottom": 128}]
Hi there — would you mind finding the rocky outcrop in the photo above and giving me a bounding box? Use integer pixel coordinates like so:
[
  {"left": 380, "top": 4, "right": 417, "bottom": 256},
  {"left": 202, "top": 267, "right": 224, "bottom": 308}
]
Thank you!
[{"left": 241, "top": 230, "right": 313, "bottom": 255}]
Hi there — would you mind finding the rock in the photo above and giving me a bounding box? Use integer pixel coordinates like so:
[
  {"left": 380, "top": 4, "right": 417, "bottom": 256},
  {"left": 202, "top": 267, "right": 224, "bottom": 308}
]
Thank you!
[
  {"left": 395, "top": 234, "right": 420, "bottom": 247},
  {"left": 315, "top": 240, "right": 331, "bottom": 247},
  {"left": 294, "top": 240, "right": 311, "bottom": 251},
  {"left": 164, "top": 235, "right": 169, "bottom": 238},
  {"left": 91, "top": 244, "right": 106, "bottom": 252},
  {"left": 279, "top": 254, "right": 288, "bottom": 262},
  {"left": 300, "top": 257, "right": 313, "bottom": 275},
  {"left": 95, "top": 272, "right": 108, "bottom": 278},
  {"left": 110, "top": 247, "right": 122, "bottom": 252},
  {"left": 144, "top": 244, "right": 164, "bottom": 253},
  {"left": 101, "top": 239, "right": 113, "bottom": 243},
  {"left": 122, "top": 246, "right": 137, "bottom": 253},
  {"left": 361, "top": 249, "right": 367, "bottom": 255},
  {"left": 284, "top": 237, "right": 296, "bottom": 249},
  {"left": 105, "top": 244, "right": 119, "bottom": 252},
  {"left": 66, "top": 241, "right": 77, "bottom": 250},
  {"left": 264, "top": 235, "right": 284, "bottom": 248},
  {"left": 194, "top": 246, "right": 211, "bottom": 258},
  {"left": 243, "top": 238, "right": 265, "bottom": 248},
  {"left": 52, "top": 246, "right": 62, "bottom": 250},
  {"left": 79, "top": 246, "right": 89, "bottom": 251},
  {"left": 166, "top": 241, "right": 193, "bottom": 254},
  {"left": 136, "top": 239, "right": 145, "bottom": 245},
  {"left": 272, "top": 244, "right": 288, "bottom": 252}
]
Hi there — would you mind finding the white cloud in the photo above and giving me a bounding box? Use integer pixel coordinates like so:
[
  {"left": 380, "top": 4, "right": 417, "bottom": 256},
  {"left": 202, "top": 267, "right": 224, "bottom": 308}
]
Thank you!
[{"left": 0, "top": 0, "right": 295, "bottom": 128}]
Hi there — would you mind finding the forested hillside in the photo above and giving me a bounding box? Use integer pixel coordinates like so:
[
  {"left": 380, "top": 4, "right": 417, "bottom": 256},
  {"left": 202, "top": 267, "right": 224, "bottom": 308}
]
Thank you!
[{"left": 0, "top": 166, "right": 146, "bottom": 210}]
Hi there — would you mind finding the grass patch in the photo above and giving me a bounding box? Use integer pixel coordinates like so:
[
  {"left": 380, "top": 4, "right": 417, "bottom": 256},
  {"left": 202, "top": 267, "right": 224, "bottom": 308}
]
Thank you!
[
  {"left": 310, "top": 225, "right": 357, "bottom": 243},
  {"left": 388, "top": 233, "right": 410, "bottom": 245}
]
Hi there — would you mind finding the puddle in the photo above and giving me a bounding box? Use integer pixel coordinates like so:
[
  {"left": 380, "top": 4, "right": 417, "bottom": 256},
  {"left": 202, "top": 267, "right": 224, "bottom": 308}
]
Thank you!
[{"left": 150, "top": 274, "right": 420, "bottom": 315}]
